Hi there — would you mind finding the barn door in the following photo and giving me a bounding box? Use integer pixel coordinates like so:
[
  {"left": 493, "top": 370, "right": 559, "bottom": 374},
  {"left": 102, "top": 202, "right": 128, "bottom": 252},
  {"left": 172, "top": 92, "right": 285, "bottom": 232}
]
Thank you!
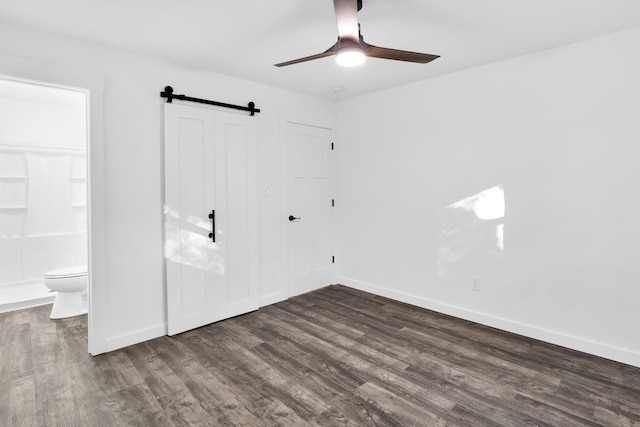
[
  {"left": 285, "top": 122, "right": 334, "bottom": 296},
  {"left": 164, "top": 103, "right": 258, "bottom": 335}
]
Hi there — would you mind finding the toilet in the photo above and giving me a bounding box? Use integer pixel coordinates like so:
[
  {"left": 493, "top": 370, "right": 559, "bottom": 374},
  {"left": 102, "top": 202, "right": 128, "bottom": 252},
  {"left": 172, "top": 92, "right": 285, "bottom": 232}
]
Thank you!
[{"left": 44, "top": 265, "right": 88, "bottom": 319}]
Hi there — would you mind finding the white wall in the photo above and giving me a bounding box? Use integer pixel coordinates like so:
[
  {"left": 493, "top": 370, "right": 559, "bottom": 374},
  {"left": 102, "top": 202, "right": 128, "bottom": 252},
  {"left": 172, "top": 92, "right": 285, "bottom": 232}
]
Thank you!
[
  {"left": 3, "top": 19, "right": 639, "bottom": 366},
  {"left": 0, "top": 22, "right": 335, "bottom": 353},
  {"left": 336, "top": 27, "right": 640, "bottom": 367}
]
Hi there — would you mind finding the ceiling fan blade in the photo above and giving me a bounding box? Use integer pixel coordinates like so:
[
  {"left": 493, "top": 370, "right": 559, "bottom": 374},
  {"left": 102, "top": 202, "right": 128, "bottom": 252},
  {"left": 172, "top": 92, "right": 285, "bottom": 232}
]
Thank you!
[
  {"left": 365, "top": 44, "right": 440, "bottom": 64},
  {"left": 274, "top": 43, "right": 339, "bottom": 67},
  {"left": 333, "top": 0, "right": 359, "bottom": 41},
  {"left": 274, "top": 1, "right": 441, "bottom": 68}
]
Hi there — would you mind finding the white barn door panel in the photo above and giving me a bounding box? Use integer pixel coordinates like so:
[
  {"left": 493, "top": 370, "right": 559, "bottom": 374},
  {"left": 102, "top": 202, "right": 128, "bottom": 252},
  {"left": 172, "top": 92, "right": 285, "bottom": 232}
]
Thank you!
[{"left": 164, "top": 103, "right": 258, "bottom": 336}]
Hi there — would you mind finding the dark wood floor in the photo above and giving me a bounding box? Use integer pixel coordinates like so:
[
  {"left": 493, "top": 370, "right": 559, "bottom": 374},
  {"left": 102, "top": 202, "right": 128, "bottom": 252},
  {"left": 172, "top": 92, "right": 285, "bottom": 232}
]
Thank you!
[{"left": 2, "top": 285, "right": 640, "bottom": 426}]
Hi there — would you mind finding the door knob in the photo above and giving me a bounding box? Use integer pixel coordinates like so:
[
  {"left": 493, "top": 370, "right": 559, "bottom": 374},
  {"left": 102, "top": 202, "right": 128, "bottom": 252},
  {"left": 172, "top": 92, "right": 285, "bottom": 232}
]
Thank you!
[{"left": 288, "top": 215, "right": 301, "bottom": 222}]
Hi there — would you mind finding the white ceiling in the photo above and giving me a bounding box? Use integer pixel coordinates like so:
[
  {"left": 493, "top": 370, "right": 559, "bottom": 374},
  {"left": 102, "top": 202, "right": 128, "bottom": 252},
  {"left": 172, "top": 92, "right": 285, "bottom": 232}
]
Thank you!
[{"left": 1, "top": 0, "right": 640, "bottom": 100}]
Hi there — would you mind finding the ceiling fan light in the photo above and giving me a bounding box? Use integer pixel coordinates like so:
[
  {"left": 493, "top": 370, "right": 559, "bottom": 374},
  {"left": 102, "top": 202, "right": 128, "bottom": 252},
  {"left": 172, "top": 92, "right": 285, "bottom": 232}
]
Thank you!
[{"left": 336, "top": 49, "right": 365, "bottom": 67}]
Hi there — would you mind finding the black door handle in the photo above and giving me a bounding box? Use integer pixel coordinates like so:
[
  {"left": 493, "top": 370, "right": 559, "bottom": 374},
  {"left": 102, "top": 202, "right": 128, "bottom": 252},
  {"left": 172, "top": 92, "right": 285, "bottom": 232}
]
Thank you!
[
  {"left": 288, "top": 215, "right": 301, "bottom": 222},
  {"left": 208, "top": 210, "right": 215, "bottom": 242}
]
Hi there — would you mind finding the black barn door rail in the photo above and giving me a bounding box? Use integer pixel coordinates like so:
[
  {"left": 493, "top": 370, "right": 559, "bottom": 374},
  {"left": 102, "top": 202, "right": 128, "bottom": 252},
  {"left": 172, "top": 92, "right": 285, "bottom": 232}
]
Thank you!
[{"left": 160, "top": 86, "right": 261, "bottom": 116}]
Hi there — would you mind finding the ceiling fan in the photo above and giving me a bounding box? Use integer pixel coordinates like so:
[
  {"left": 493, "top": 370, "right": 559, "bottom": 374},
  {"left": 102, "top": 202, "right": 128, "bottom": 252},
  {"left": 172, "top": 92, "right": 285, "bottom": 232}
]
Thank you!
[{"left": 274, "top": 0, "right": 440, "bottom": 67}]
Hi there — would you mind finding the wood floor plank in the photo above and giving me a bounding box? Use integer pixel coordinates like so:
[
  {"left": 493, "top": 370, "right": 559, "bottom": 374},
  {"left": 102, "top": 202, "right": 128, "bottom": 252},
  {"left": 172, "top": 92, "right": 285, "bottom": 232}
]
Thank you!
[
  {"left": 215, "top": 336, "right": 332, "bottom": 420},
  {"left": 123, "top": 341, "right": 186, "bottom": 401},
  {"left": 268, "top": 303, "right": 411, "bottom": 372},
  {"left": 277, "top": 297, "right": 425, "bottom": 375},
  {"left": 248, "top": 340, "right": 396, "bottom": 425},
  {"left": 310, "top": 294, "right": 559, "bottom": 400},
  {"left": 169, "top": 331, "right": 309, "bottom": 426},
  {"left": 2, "top": 284, "right": 640, "bottom": 426},
  {"left": 354, "top": 381, "right": 447, "bottom": 426},
  {"left": 244, "top": 317, "right": 368, "bottom": 393},
  {"left": 29, "top": 315, "right": 84, "bottom": 426},
  {"left": 157, "top": 388, "right": 227, "bottom": 426},
  {"left": 593, "top": 405, "right": 639, "bottom": 427},
  {"left": 0, "top": 322, "right": 32, "bottom": 383},
  {"left": 216, "top": 320, "right": 265, "bottom": 349},
  {"left": 101, "top": 383, "right": 168, "bottom": 426},
  {"left": 4, "top": 306, "right": 31, "bottom": 326},
  {"left": 556, "top": 378, "right": 640, "bottom": 423},
  {"left": 315, "top": 288, "right": 563, "bottom": 392},
  {"left": 254, "top": 306, "right": 459, "bottom": 417},
  {"left": 450, "top": 403, "right": 543, "bottom": 427},
  {"left": 0, "top": 376, "right": 36, "bottom": 427},
  {"left": 511, "top": 393, "right": 602, "bottom": 427},
  {"left": 404, "top": 364, "right": 552, "bottom": 426},
  {"left": 75, "top": 389, "right": 124, "bottom": 426},
  {"left": 278, "top": 297, "right": 367, "bottom": 339},
  {"left": 149, "top": 337, "right": 265, "bottom": 426},
  {"left": 300, "top": 291, "right": 557, "bottom": 407},
  {"left": 260, "top": 398, "right": 316, "bottom": 426},
  {"left": 314, "top": 404, "right": 383, "bottom": 427},
  {"left": 398, "top": 325, "right": 562, "bottom": 389},
  {"left": 93, "top": 350, "right": 146, "bottom": 394}
]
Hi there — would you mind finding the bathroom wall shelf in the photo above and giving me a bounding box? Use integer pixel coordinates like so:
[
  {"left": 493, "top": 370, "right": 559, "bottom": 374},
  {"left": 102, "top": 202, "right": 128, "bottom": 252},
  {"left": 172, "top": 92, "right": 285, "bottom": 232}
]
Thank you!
[
  {"left": 0, "top": 176, "right": 28, "bottom": 211},
  {"left": 0, "top": 142, "right": 85, "bottom": 154}
]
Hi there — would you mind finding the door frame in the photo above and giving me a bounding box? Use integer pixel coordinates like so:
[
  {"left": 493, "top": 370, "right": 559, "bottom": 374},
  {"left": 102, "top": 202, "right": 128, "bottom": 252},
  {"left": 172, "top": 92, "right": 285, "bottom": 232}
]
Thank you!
[
  {"left": 0, "top": 55, "right": 107, "bottom": 355},
  {"left": 279, "top": 120, "right": 336, "bottom": 298}
]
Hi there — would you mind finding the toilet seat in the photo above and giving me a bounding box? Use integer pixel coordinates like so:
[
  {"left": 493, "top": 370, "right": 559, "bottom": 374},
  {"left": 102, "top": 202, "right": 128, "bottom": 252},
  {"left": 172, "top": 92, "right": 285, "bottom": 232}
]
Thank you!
[{"left": 44, "top": 265, "right": 87, "bottom": 280}]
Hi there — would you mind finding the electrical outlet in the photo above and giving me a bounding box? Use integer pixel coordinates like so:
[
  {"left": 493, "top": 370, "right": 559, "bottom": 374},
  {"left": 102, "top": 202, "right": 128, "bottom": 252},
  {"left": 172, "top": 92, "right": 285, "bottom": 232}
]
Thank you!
[{"left": 471, "top": 276, "right": 480, "bottom": 291}]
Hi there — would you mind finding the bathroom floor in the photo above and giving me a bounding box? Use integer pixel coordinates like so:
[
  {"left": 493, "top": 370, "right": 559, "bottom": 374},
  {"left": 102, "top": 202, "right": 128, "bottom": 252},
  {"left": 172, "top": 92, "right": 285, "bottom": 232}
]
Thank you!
[{"left": 0, "top": 281, "right": 54, "bottom": 313}]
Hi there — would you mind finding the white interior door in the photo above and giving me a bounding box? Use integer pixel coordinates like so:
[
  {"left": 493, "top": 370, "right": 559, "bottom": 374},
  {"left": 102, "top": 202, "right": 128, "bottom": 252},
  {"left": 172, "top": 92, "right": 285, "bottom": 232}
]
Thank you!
[
  {"left": 164, "top": 103, "right": 258, "bottom": 335},
  {"left": 286, "top": 122, "right": 334, "bottom": 296}
]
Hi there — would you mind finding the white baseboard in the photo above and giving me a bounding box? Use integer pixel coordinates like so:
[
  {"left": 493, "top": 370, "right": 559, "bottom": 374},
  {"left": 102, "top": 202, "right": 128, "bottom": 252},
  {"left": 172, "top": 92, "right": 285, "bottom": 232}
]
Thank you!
[
  {"left": 339, "top": 275, "right": 640, "bottom": 369},
  {"left": 104, "top": 323, "right": 167, "bottom": 353},
  {"left": 0, "top": 296, "right": 55, "bottom": 314},
  {"left": 259, "top": 291, "right": 287, "bottom": 307},
  {"left": 98, "top": 293, "right": 285, "bottom": 355}
]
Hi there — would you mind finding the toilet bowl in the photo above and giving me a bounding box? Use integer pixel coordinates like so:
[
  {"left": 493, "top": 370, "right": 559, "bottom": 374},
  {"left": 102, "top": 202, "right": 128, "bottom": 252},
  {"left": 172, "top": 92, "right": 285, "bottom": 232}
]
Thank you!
[{"left": 44, "top": 265, "right": 88, "bottom": 319}]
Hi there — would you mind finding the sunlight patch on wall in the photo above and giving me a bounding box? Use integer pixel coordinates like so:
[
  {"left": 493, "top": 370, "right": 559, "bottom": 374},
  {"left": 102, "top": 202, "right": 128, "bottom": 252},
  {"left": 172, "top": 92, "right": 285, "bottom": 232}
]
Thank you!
[{"left": 437, "top": 185, "right": 505, "bottom": 277}]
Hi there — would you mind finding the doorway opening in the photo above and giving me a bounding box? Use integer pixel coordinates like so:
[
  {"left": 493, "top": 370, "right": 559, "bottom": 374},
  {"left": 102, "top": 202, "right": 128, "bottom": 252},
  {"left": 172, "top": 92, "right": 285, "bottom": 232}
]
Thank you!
[{"left": 0, "top": 76, "right": 89, "bottom": 315}]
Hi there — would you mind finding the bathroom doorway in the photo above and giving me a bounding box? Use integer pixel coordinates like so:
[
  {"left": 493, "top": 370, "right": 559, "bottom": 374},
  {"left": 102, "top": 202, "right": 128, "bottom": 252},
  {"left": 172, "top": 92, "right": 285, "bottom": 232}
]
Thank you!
[{"left": 0, "top": 76, "right": 89, "bottom": 314}]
